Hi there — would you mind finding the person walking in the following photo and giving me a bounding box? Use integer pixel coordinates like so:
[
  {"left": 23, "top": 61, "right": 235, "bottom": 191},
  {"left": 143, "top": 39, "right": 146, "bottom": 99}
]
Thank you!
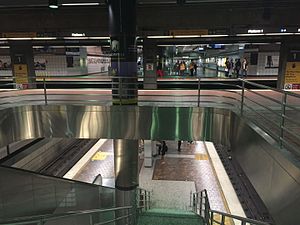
[
  {"left": 225, "top": 58, "right": 231, "bottom": 77},
  {"left": 161, "top": 141, "right": 168, "bottom": 159},
  {"left": 194, "top": 62, "right": 198, "bottom": 76},
  {"left": 180, "top": 61, "right": 186, "bottom": 76},
  {"left": 178, "top": 140, "right": 182, "bottom": 152},
  {"left": 189, "top": 61, "right": 194, "bottom": 76},
  {"left": 235, "top": 59, "right": 241, "bottom": 78},
  {"left": 174, "top": 60, "right": 180, "bottom": 76},
  {"left": 242, "top": 58, "right": 248, "bottom": 77}
]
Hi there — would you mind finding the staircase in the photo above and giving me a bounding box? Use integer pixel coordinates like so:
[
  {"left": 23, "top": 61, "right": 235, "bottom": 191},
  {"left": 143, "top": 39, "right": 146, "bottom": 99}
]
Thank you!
[{"left": 138, "top": 208, "right": 203, "bottom": 225}]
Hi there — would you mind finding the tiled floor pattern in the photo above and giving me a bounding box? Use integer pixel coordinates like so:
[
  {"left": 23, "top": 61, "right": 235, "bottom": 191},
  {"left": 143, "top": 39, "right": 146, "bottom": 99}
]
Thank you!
[
  {"left": 151, "top": 141, "right": 226, "bottom": 212},
  {"left": 74, "top": 139, "right": 114, "bottom": 183},
  {"left": 73, "top": 139, "right": 226, "bottom": 212},
  {"left": 74, "top": 139, "right": 144, "bottom": 184}
]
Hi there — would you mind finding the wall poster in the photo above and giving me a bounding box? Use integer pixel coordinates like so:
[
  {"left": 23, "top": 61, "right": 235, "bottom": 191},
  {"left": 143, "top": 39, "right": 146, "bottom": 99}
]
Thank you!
[{"left": 284, "top": 50, "right": 300, "bottom": 89}]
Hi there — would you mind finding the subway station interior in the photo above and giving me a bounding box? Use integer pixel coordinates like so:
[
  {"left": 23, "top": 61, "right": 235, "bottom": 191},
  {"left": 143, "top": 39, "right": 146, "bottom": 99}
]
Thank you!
[{"left": 0, "top": 0, "right": 300, "bottom": 225}]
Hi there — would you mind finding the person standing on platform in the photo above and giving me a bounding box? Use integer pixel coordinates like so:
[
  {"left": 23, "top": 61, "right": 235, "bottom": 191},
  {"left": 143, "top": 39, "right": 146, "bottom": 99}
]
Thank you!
[
  {"left": 180, "top": 61, "right": 186, "bottom": 76},
  {"left": 178, "top": 140, "right": 182, "bottom": 152},
  {"left": 189, "top": 61, "right": 194, "bottom": 76},
  {"left": 230, "top": 58, "right": 234, "bottom": 77},
  {"left": 235, "top": 59, "right": 241, "bottom": 78},
  {"left": 174, "top": 61, "right": 180, "bottom": 76},
  {"left": 161, "top": 141, "right": 168, "bottom": 159},
  {"left": 194, "top": 62, "right": 198, "bottom": 76},
  {"left": 242, "top": 58, "right": 248, "bottom": 77},
  {"left": 156, "top": 63, "right": 163, "bottom": 78},
  {"left": 225, "top": 58, "right": 231, "bottom": 77}
]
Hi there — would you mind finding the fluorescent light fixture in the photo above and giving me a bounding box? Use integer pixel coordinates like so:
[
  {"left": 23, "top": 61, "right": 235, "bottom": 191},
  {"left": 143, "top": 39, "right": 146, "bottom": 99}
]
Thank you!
[
  {"left": 49, "top": 0, "right": 58, "bottom": 8},
  {"left": 147, "top": 36, "right": 173, "bottom": 39},
  {"left": 239, "top": 46, "right": 244, "bottom": 50},
  {"left": 173, "top": 35, "right": 201, "bottom": 38},
  {"left": 71, "top": 33, "right": 86, "bottom": 37},
  {"left": 7, "top": 38, "right": 33, "bottom": 40},
  {"left": 63, "top": 2, "right": 100, "bottom": 6},
  {"left": 265, "top": 33, "right": 294, "bottom": 36},
  {"left": 88, "top": 36, "right": 110, "bottom": 39},
  {"left": 248, "top": 29, "right": 264, "bottom": 34},
  {"left": 32, "top": 37, "right": 57, "bottom": 40},
  {"left": 198, "top": 47, "right": 204, "bottom": 50},
  {"left": 61, "top": 3, "right": 100, "bottom": 6},
  {"left": 0, "top": 37, "right": 57, "bottom": 41},
  {"left": 200, "top": 34, "right": 229, "bottom": 37},
  {"left": 298, "top": 28, "right": 300, "bottom": 32},
  {"left": 236, "top": 33, "right": 265, "bottom": 36},
  {"left": 64, "top": 37, "right": 89, "bottom": 39},
  {"left": 280, "top": 28, "right": 287, "bottom": 32},
  {"left": 157, "top": 45, "right": 175, "bottom": 47}
]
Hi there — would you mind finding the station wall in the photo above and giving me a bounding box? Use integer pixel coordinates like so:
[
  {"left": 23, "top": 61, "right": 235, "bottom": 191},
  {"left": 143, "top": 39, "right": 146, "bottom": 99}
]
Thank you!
[{"left": 0, "top": 47, "right": 111, "bottom": 77}]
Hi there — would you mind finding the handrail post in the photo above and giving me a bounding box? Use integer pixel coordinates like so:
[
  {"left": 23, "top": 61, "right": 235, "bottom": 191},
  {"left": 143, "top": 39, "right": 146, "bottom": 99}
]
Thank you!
[
  {"left": 119, "top": 77, "right": 123, "bottom": 105},
  {"left": 240, "top": 79, "right": 245, "bottom": 116},
  {"left": 43, "top": 77, "right": 48, "bottom": 105},
  {"left": 210, "top": 211, "right": 214, "bottom": 225},
  {"left": 89, "top": 214, "right": 93, "bottom": 225},
  {"left": 221, "top": 214, "right": 225, "bottom": 225},
  {"left": 200, "top": 191, "right": 203, "bottom": 216},
  {"left": 127, "top": 208, "right": 131, "bottom": 225},
  {"left": 197, "top": 77, "right": 201, "bottom": 107},
  {"left": 280, "top": 92, "right": 287, "bottom": 148}
]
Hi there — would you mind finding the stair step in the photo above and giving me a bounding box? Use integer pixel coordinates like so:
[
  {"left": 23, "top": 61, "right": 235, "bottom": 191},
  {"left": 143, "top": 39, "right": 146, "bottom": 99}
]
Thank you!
[{"left": 138, "top": 208, "right": 204, "bottom": 225}]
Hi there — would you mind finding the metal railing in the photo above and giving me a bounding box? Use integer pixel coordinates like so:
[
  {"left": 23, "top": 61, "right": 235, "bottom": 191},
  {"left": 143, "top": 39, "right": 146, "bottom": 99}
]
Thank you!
[
  {"left": 0, "top": 206, "right": 133, "bottom": 225},
  {"left": 136, "top": 188, "right": 151, "bottom": 212},
  {"left": 191, "top": 190, "right": 271, "bottom": 225},
  {"left": 0, "top": 76, "right": 299, "bottom": 158}
]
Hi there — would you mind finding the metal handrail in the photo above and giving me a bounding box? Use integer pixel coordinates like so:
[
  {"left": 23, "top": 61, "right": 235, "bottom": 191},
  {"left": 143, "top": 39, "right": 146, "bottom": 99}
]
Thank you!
[
  {"left": 192, "top": 190, "right": 271, "bottom": 225},
  {"left": 137, "top": 188, "right": 151, "bottom": 212},
  {"left": 0, "top": 206, "right": 133, "bottom": 225},
  {"left": 0, "top": 77, "right": 299, "bottom": 157},
  {"left": 242, "top": 79, "right": 300, "bottom": 98}
]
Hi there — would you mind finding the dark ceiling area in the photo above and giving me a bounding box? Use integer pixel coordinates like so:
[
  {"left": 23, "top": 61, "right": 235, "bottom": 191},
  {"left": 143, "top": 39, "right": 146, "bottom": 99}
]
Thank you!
[
  {"left": 0, "top": 0, "right": 299, "bottom": 8},
  {"left": 0, "top": 0, "right": 299, "bottom": 37}
]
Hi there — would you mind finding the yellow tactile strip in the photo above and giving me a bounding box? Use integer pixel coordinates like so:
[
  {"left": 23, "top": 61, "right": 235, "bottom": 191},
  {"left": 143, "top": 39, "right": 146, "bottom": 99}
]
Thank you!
[{"left": 195, "top": 153, "right": 208, "bottom": 160}]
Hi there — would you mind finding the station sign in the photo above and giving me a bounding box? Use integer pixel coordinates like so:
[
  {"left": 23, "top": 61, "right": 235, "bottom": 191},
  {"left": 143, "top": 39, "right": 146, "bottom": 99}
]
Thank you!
[{"left": 146, "top": 63, "right": 154, "bottom": 71}]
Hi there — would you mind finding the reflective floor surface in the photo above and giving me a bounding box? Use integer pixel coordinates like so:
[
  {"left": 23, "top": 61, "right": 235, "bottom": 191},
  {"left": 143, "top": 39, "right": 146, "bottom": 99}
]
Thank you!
[{"left": 72, "top": 140, "right": 228, "bottom": 213}]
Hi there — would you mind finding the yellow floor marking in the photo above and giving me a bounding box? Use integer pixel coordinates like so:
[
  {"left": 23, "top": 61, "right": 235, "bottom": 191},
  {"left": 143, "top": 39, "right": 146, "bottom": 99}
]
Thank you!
[
  {"left": 212, "top": 214, "right": 234, "bottom": 225},
  {"left": 92, "top": 151, "right": 113, "bottom": 161},
  {"left": 195, "top": 153, "right": 208, "bottom": 160}
]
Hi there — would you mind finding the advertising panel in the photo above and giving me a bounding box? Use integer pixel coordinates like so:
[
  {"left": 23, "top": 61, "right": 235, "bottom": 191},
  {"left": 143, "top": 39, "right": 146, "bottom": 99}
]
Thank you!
[
  {"left": 0, "top": 58, "right": 11, "bottom": 70},
  {"left": 265, "top": 55, "right": 279, "bottom": 68},
  {"left": 34, "top": 59, "right": 47, "bottom": 70},
  {"left": 284, "top": 50, "right": 300, "bottom": 89},
  {"left": 14, "top": 64, "right": 29, "bottom": 89}
]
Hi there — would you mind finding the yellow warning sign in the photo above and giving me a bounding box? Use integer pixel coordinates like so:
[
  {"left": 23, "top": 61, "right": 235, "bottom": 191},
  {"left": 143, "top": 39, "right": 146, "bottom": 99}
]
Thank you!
[
  {"left": 92, "top": 151, "right": 112, "bottom": 161},
  {"left": 285, "top": 62, "right": 300, "bottom": 84},
  {"left": 14, "top": 64, "right": 29, "bottom": 84},
  {"left": 195, "top": 153, "right": 208, "bottom": 161}
]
